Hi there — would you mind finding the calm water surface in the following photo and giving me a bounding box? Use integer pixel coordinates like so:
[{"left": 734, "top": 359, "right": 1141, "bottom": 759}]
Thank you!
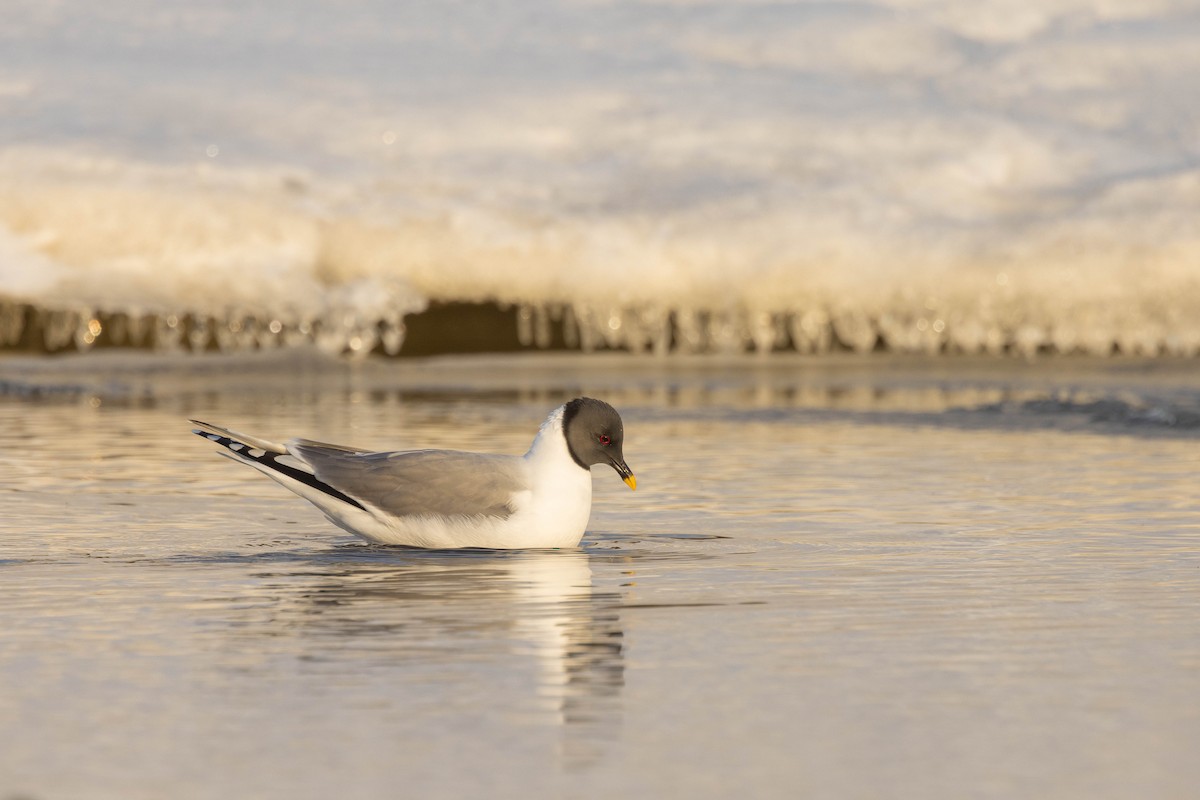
[{"left": 1, "top": 354, "right": 1198, "bottom": 799}]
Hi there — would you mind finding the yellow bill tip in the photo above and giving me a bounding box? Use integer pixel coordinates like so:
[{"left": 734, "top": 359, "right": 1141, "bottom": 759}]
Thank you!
[{"left": 623, "top": 474, "right": 637, "bottom": 491}]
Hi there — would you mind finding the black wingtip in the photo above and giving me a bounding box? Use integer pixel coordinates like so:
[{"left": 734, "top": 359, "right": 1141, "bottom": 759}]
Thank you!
[{"left": 192, "top": 426, "right": 368, "bottom": 513}]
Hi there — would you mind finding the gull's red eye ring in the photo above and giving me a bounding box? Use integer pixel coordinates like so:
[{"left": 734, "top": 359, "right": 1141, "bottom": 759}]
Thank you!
[{"left": 597, "top": 434, "right": 611, "bottom": 446}]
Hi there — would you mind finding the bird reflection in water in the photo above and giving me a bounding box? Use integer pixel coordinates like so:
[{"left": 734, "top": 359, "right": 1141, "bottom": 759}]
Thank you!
[{"left": 248, "top": 547, "right": 624, "bottom": 767}]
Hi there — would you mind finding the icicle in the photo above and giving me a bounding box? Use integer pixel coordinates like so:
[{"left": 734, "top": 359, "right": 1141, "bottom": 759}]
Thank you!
[
  {"left": 344, "top": 320, "right": 379, "bottom": 360},
  {"left": 831, "top": 309, "right": 877, "bottom": 353},
  {"left": 562, "top": 305, "right": 579, "bottom": 350},
  {"left": 708, "top": 310, "right": 744, "bottom": 355},
  {"left": 188, "top": 316, "right": 212, "bottom": 352},
  {"left": 789, "top": 309, "right": 831, "bottom": 354},
  {"left": 154, "top": 314, "right": 184, "bottom": 352},
  {"left": 516, "top": 304, "right": 534, "bottom": 346},
  {"left": 1013, "top": 324, "right": 1044, "bottom": 359},
  {"left": 126, "top": 313, "right": 150, "bottom": 347},
  {"left": 674, "top": 308, "right": 705, "bottom": 354},
  {"left": 42, "top": 308, "right": 79, "bottom": 352},
  {"left": 380, "top": 310, "right": 406, "bottom": 355},
  {"left": 74, "top": 312, "right": 102, "bottom": 351},
  {"left": 259, "top": 317, "right": 285, "bottom": 349},
  {"left": 748, "top": 311, "right": 777, "bottom": 355},
  {"left": 315, "top": 315, "right": 350, "bottom": 355},
  {"left": 0, "top": 302, "right": 24, "bottom": 346},
  {"left": 602, "top": 307, "right": 624, "bottom": 349},
  {"left": 285, "top": 319, "right": 313, "bottom": 348},
  {"left": 533, "top": 304, "right": 552, "bottom": 349},
  {"left": 213, "top": 316, "right": 239, "bottom": 352}
]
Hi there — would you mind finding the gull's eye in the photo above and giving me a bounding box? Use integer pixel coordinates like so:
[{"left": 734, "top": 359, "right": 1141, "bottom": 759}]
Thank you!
[{"left": 597, "top": 433, "right": 611, "bottom": 446}]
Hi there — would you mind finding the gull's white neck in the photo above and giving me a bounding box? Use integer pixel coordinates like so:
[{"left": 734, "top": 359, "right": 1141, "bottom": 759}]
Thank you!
[
  {"left": 525, "top": 405, "right": 578, "bottom": 467},
  {"left": 519, "top": 404, "right": 594, "bottom": 546}
]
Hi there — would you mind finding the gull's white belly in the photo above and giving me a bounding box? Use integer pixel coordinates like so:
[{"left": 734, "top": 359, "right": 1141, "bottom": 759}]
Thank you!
[{"left": 316, "top": 464, "right": 595, "bottom": 549}]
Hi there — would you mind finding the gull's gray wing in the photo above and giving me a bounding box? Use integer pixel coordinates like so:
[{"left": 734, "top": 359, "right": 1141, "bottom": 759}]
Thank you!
[
  {"left": 289, "top": 440, "right": 526, "bottom": 519},
  {"left": 289, "top": 439, "right": 373, "bottom": 455}
]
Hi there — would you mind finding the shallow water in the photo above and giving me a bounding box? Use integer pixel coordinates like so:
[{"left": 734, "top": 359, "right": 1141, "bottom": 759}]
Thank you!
[{"left": 2, "top": 353, "right": 1199, "bottom": 799}]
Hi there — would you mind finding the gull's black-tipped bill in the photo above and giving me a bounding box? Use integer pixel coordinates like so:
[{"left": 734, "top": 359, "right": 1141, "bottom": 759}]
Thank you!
[{"left": 611, "top": 458, "right": 637, "bottom": 491}]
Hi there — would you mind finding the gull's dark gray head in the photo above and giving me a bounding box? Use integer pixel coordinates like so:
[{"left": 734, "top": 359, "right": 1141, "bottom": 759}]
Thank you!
[{"left": 562, "top": 397, "right": 636, "bottom": 490}]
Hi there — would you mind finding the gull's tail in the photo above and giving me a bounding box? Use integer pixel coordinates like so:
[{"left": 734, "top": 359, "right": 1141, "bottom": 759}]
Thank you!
[{"left": 190, "top": 420, "right": 366, "bottom": 511}]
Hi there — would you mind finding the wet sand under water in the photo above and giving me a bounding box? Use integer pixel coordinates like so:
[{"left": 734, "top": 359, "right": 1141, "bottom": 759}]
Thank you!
[{"left": 1, "top": 352, "right": 1198, "bottom": 799}]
